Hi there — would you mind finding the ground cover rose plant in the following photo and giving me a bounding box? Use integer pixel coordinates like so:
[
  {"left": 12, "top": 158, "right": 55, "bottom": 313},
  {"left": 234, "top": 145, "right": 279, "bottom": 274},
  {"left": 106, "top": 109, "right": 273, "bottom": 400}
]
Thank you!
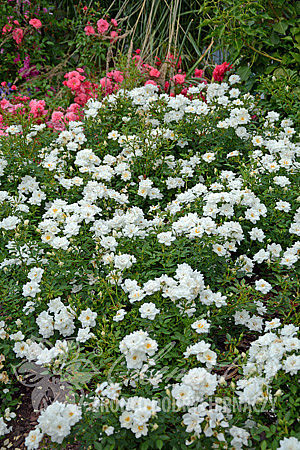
[{"left": 0, "top": 73, "right": 299, "bottom": 449}]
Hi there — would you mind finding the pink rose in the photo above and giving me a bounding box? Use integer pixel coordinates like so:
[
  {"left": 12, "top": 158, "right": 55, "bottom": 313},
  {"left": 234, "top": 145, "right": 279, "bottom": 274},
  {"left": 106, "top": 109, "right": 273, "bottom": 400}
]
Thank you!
[
  {"left": 108, "top": 70, "right": 123, "bottom": 83},
  {"left": 64, "top": 112, "right": 77, "bottom": 122},
  {"left": 111, "top": 19, "right": 118, "bottom": 27},
  {"left": 74, "top": 93, "right": 88, "bottom": 105},
  {"left": 51, "top": 111, "right": 64, "bottom": 122},
  {"left": 29, "top": 99, "right": 47, "bottom": 118},
  {"left": 194, "top": 68, "right": 203, "bottom": 78},
  {"left": 84, "top": 25, "right": 95, "bottom": 35},
  {"left": 173, "top": 73, "right": 186, "bottom": 85},
  {"left": 2, "top": 24, "right": 13, "bottom": 34},
  {"left": 29, "top": 19, "right": 42, "bottom": 29},
  {"left": 110, "top": 30, "right": 118, "bottom": 41},
  {"left": 12, "top": 28, "right": 23, "bottom": 45},
  {"left": 0, "top": 99, "right": 10, "bottom": 109},
  {"left": 149, "top": 68, "right": 160, "bottom": 78},
  {"left": 212, "top": 62, "right": 232, "bottom": 82},
  {"left": 66, "top": 78, "right": 81, "bottom": 90},
  {"left": 67, "top": 103, "right": 80, "bottom": 113},
  {"left": 97, "top": 19, "right": 109, "bottom": 34}
]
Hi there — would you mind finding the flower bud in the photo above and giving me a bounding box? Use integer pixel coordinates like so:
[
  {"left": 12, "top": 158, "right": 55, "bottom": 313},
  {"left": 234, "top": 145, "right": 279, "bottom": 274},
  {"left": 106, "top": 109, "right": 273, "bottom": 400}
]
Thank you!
[{"left": 219, "top": 376, "right": 227, "bottom": 386}]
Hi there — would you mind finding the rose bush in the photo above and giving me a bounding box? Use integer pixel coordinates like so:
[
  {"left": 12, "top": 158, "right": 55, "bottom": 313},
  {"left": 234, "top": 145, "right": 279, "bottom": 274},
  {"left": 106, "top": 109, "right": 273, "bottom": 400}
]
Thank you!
[{"left": 0, "top": 73, "right": 299, "bottom": 449}]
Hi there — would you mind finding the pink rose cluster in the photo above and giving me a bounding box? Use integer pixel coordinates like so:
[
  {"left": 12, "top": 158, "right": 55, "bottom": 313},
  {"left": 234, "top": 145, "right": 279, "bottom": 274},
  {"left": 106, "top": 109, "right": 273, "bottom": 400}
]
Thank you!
[
  {"left": 0, "top": 84, "right": 83, "bottom": 134},
  {"left": 212, "top": 62, "right": 232, "bottom": 82},
  {"left": 63, "top": 69, "right": 99, "bottom": 106},
  {"left": 28, "top": 99, "right": 48, "bottom": 118},
  {"left": 84, "top": 17, "right": 119, "bottom": 41},
  {"left": 0, "top": 93, "right": 47, "bottom": 135},
  {"left": 0, "top": 57, "right": 233, "bottom": 136},
  {"left": 131, "top": 49, "right": 206, "bottom": 97},
  {"left": 99, "top": 70, "right": 124, "bottom": 95},
  {"left": 1, "top": 97, "right": 47, "bottom": 121},
  {"left": 64, "top": 67, "right": 125, "bottom": 99},
  {"left": 48, "top": 103, "right": 82, "bottom": 131},
  {"left": 2, "top": 16, "right": 42, "bottom": 45}
]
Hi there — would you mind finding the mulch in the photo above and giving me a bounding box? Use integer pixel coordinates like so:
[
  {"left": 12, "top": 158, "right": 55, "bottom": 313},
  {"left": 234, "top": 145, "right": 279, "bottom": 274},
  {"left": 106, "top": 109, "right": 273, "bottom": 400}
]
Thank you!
[{"left": 1, "top": 384, "right": 81, "bottom": 450}]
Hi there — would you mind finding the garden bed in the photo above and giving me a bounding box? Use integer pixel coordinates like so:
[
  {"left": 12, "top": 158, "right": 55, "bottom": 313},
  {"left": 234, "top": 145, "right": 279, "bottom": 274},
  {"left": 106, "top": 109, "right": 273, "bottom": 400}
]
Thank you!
[{"left": 0, "top": 75, "right": 299, "bottom": 449}]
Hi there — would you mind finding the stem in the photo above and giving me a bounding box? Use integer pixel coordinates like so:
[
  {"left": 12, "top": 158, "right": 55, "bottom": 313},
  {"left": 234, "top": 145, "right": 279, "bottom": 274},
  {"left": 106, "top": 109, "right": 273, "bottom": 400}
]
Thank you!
[{"left": 244, "top": 42, "right": 282, "bottom": 62}]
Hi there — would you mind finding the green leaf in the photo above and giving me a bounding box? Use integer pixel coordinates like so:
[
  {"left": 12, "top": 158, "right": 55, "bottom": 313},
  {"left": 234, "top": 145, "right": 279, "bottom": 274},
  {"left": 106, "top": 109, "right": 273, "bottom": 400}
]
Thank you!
[
  {"left": 290, "top": 52, "right": 300, "bottom": 63},
  {"left": 273, "top": 21, "right": 289, "bottom": 34},
  {"left": 156, "top": 440, "right": 164, "bottom": 449},
  {"left": 261, "top": 441, "right": 267, "bottom": 450},
  {"left": 264, "top": 65, "right": 277, "bottom": 74},
  {"left": 237, "top": 66, "right": 251, "bottom": 81}
]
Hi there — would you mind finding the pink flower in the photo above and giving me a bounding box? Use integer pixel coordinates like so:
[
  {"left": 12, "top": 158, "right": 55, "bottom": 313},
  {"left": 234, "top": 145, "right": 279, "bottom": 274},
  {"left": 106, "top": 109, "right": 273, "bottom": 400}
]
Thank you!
[
  {"left": 51, "top": 111, "right": 64, "bottom": 122},
  {"left": 194, "top": 68, "right": 203, "bottom": 78},
  {"left": 97, "top": 19, "right": 109, "bottom": 34},
  {"left": 166, "top": 53, "right": 181, "bottom": 68},
  {"left": 67, "top": 103, "right": 80, "bottom": 113},
  {"left": 65, "top": 70, "right": 81, "bottom": 79},
  {"left": 12, "top": 28, "right": 23, "bottom": 45},
  {"left": 65, "top": 112, "right": 77, "bottom": 122},
  {"left": 149, "top": 68, "right": 160, "bottom": 78},
  {"left": 110, "top": 30, "right": 118, "bottom": 41},
  {"left": 29, "top": 99, "right": 47, "bottom": 118},
  {"left": 173, "top": 73, "right": 186, "bottom": 85},
  {"left": 66, "top": 78, "right": 81, "bottom": 90},
  {"left": 111, "top": 19, "right": 118, "bottom": 27},
  {"left": 29, "top": 19, "right": 42, "bottom": 29},
  {"left": 132, "top": 54, "right": 141, "bottom": 64},
  {"left": 74, "top": 93, "right": 88, "bottom": 105},
  {"left": 2, "top": 24, "right": 13, "bottom": 34},
  {"left": 84, "top": 25, "right": 95, "bottom": 35},
  {"left": 145, "top": 80, "right": 157, "bottom": 86},
  {"left": 1, "top": 99, "right": 11, "bottom": 109},
  {"left": 107, "top": 70, "right": 124, "bottom": 83},
  {"left": 155, "top": 56, "right": 162, "bottom": 67},
  {"left": 212, "top": 62, "right": 232, "bottom": 82},
  {"left": 100, "top": 77, "right": 112, "bottom": 88}
]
